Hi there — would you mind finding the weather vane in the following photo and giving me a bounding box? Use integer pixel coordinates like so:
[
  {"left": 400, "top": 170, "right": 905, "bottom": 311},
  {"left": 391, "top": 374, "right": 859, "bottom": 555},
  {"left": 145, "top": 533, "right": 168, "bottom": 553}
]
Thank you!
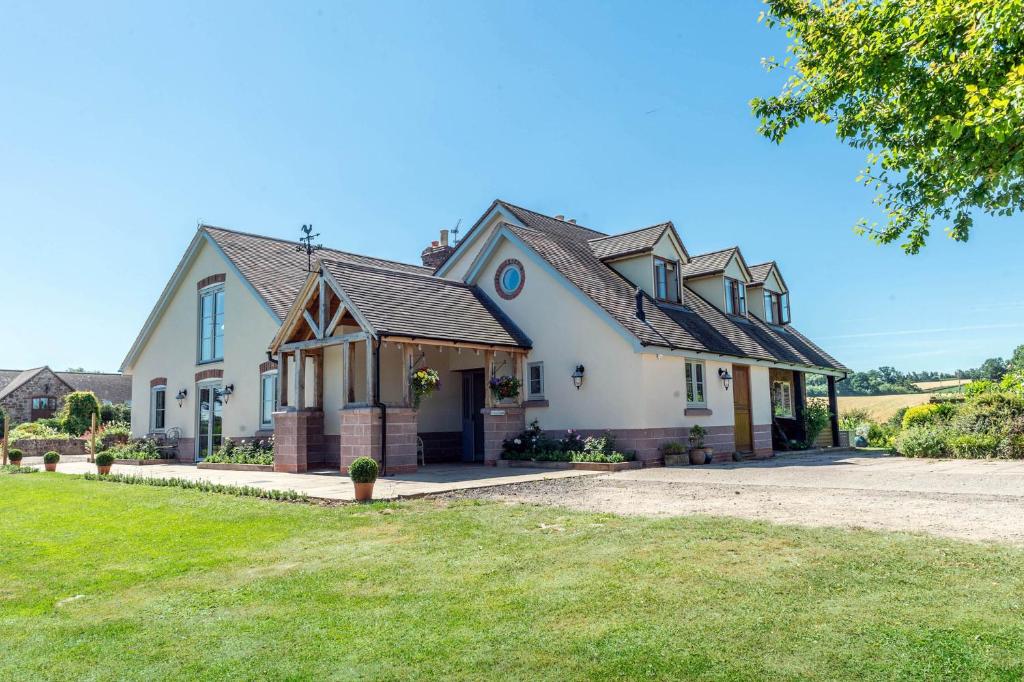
[
  {"left": 296, "top": 224, "right": 322, "bottom": 272},
  {"left": 451, "top": 218, "right": 461, "bottom": 245}
]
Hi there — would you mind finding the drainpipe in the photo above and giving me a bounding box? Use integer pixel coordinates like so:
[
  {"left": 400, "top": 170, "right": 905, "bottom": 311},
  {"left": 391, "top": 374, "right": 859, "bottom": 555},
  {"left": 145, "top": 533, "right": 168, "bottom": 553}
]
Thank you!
[{"left": 373, "top": 336, "right": 387, "bottom": 476}]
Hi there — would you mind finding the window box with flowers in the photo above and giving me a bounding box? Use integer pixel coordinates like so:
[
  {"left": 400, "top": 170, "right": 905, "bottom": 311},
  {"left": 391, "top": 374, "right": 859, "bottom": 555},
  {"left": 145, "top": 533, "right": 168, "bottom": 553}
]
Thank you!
[
  {"left": 410, "top": 368, "right": 441, "bottom": 408},
  {"left": 489, "top": 375, "right": 521, "bottom": 402}
]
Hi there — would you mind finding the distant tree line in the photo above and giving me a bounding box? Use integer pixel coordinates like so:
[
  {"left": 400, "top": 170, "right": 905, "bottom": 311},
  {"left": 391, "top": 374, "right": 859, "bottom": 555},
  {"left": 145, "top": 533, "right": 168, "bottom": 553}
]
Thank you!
[{"left": 807, "top": 345, "right": 1024, "bottom": 397}]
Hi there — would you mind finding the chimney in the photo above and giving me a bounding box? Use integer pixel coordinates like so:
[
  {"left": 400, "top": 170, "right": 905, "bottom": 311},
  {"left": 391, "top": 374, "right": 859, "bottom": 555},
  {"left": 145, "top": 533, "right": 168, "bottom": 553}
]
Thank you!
[
  {"left": 568, "top": 218, "right": 576, "bottom": 224},
  {"left": 555, "top": 214, "right": 565, "bottom": 221},
  {"left": 635, "top": 288, "right": 646, "bottom": 321},
  {"left": 420, "top": 229, "right": 455, "bottom": 269}
]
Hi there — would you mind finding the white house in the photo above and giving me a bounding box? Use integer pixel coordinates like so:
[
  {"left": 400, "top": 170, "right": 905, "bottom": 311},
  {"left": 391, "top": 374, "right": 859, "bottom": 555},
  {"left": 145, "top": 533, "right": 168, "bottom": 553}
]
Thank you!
[{"left": 121, "top": 200, "right": 847, "bottom": 472}]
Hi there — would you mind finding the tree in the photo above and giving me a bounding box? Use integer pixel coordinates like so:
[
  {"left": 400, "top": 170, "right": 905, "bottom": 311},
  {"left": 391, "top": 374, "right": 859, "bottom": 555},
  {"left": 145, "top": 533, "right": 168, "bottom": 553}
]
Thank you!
[
  {"left": 752, "top": 0, "right": 1024, "bottom": 253},
  {"left": 60, "top": 391, "right": 101, "bottom": 436},
  {"left": 978, "top": 357, "right": 1008, "bottom": 381},
  {"left": 1010, "top": 344, "right": 1024, "bottom": 371}
]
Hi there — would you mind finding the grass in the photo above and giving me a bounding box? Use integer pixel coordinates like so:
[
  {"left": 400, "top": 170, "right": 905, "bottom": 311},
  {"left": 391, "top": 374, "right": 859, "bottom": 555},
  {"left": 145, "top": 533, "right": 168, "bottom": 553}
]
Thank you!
[
  {"left": 835, "top": 393, "right": 939, "bottom": 422},
  {"left": 2, "top": 475, "right": 1024, "bottom": 680}
]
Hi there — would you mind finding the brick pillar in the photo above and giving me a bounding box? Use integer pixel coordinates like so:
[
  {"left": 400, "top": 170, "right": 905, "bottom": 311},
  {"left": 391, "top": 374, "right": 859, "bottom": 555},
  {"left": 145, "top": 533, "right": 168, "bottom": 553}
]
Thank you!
[
  {"left": 339, "top": 406, "right": 419, "bottom": 475},
  {"left": 385, "top": 407, "right": 418, "bottom": 474},
  {"left": 482, "top": 406, "right": 526, "bottom": 466},
  {"left": 273, "top": 410, "right": 324, "bottom": 473}
]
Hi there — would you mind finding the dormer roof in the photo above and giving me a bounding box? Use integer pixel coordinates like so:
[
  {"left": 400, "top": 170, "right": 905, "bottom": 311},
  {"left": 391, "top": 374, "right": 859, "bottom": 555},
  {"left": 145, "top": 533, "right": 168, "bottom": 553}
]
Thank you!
[{"left": 679, "top": 246, "right": 751, "bottom": 281}]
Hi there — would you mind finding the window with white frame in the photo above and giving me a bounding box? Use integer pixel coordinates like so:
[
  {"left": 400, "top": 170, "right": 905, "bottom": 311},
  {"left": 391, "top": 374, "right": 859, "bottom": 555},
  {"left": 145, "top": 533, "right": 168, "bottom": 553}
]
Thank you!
[
  {"left": 198, "top": 285, "right": 225, "bottom": 363},
  {"left": 772, "top": 380, "right": 794, "bottom": 418},
  {"left": 653, "top": 257, "right": 680, "bottom": 303},
  {"left": 527, "top": 362, "right": 544, "bottom": 399},
  {"left": 151, "top": 385, "right": 166, "bottom": 431},
  {"left": 763, "top": 290, "right": 790, "bottom": 325},
  {"left": 724, "top": 278, "right": 746, "bottom": 316},
  {"left": 260, "top": 372, "right": 279, "bottom": 429},
  {"left": 685, "top": 360, "right": 706, "bottom": 407}
]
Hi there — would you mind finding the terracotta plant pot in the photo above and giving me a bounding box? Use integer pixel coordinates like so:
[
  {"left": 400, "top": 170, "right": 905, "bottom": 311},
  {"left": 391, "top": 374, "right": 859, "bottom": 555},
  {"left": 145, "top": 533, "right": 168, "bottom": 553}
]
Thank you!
[
  {"left": 353, "top": 481, "right": 375, "bottom": 502},
  {"left": 45, "top": 463, "right": 57, "bottom": 472},
  {"left": 688, "top": 448, "right": 705, "bottom": 465},
  {"left": 97, "top": 465, "right": 112, "bottom": 475}
]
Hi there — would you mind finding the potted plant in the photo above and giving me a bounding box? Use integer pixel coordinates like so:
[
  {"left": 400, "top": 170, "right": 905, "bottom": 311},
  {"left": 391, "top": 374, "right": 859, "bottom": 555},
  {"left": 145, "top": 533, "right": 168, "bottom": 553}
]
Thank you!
[
  {"left": 410, "top": 368, "right": 441, "bottom": 408},
  {"left": 43, "top": 451, "right": 60, "bottom": 472},
  {"left": 348, "top": 456, "right": 379, "bottom": 502},
  {"left": 688, "top": 425, "right": 713, "bottom": 465},
  {"left": 489, "top": 375, "right": 522, "bottom": 402},
  {"left": 8, "top": 448, "right": 24, "bottom": 466},
  {"left": 660, "top": 441, "right": 687, "bottom": 467},
  {"left": 94, "top": 452, "right": 115, "bottom": 475}
]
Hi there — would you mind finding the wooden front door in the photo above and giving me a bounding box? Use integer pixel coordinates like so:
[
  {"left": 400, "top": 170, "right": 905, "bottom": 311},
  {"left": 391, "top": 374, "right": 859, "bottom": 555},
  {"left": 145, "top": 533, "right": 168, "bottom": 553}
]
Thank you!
[
  {"left": 732, "top": 365, "right": 753, "bottom": 453},
  {"left": 461, "top": 370, "right": 485, "bottom": 463}
]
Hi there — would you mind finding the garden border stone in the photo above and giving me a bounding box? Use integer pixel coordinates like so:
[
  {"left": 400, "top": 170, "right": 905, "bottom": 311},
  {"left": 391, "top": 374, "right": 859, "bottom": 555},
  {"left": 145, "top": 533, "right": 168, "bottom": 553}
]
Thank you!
[
  {"left": 496, "top": 459, "right": 642, "bottom": 472},
  {"left": 113, "top": 458, "right": 178, "bottom": 466},
  {"left": 197, "top": 462, "right": 274, "bottom": 472}
]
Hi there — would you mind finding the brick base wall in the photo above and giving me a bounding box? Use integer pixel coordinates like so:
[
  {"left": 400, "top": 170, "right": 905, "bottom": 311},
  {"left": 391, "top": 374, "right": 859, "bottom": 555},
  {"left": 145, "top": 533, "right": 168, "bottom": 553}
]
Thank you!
[
  {"left": 483, "top": 407, "right": 526, "bottom": 465},
  {"left": 537, "top": 425, "right": 736, "bottom": 466},
  {"left": 339, "top": 407, "right": 418, "bottom": 475},
  {"left": 11, "top": 438, "right": 88, "bottom": 458},
  {"left": 753, "top": 424, "right": 773, "bottom": 458},
  {"left": 273, "top": 410, "right": 324, "bottom": 473},
  {"left": 419, "top": 431, "right": 462, "bottom": 463},
  {"left": 176, "top": 438, "right": 196, "bottom": 463}
]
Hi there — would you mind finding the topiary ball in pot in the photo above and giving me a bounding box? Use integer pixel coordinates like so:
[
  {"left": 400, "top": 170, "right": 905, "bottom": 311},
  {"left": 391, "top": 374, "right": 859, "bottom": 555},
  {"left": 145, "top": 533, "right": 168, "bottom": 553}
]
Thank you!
[
  {"left": 348, "top": 456, "right": 379, "bottom": 502},
  {"left": 8, "top": 448, "right": 24, "bottom": 464},
  {"left": 94, "top": 452, "right": 115, "bottom": 475},
  {"left": 43, "top": 451, "right": 60, "bottom": 471}
]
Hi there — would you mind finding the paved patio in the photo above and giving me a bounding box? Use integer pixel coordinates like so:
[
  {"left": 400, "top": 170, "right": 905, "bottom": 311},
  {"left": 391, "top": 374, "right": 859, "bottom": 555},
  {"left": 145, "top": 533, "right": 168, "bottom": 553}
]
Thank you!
[{"left": 38, "top": 461, "right": 599, "bottom": 501}]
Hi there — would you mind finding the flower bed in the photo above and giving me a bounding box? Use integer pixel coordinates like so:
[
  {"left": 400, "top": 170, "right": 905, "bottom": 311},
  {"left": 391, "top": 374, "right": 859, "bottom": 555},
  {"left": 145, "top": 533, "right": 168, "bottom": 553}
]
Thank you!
[
  {"left": 202, "top": 438, "right": 275, "bottom": 467},
  {"left": 197, "top": 462, "right": 274, "bottom": 472},
  {"left": 500, "top": 421, "right": 636, "bottom": 467}
]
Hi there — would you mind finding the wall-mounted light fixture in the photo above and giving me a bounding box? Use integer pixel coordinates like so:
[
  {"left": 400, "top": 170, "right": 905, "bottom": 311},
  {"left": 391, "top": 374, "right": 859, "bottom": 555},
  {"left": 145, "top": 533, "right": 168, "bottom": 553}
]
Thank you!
[
  {"left": 571, "top": 364, "right": 585, "bottom": 390},
  {"left": 176, "top": 389, "right": 188, "bottom": 407},
  {"left": 718, "top": 368, "right": 732, "bottom": 391},
  {"left": 221, "top": 384, "right": 235, "bottom": 404}
]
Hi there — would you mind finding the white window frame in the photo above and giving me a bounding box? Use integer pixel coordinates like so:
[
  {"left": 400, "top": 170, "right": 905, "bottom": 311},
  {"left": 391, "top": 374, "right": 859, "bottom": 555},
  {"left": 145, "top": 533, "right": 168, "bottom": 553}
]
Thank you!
[
  {"left": 527, "top": 362, "right": 544, "bottom": 399},
  {"left": 260, "top": 371, "right": 279, "bottom": 429},
  {"left": 150, "top": 385, "right": 167, "bottom": 432},
  {"left": 197, "top": 284, "right": 225, "bottom": 364},
  {"left": 684, "top": 360, "right": 706, "bottom": 407},
  {"left": 763, "top": 290, "right": 775, "bottom": 324},
  {"left": 772, "top": 379, "right": 794, "bottom": 418}
]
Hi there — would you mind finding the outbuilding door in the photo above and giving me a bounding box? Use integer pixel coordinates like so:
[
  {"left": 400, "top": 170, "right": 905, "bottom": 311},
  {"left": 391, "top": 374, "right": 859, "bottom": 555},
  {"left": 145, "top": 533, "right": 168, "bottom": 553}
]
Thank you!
[
  {"left": 732, "top": 365, "right": 753, "bottom": 453},
  {"left": 461, "top": 370, "right": 485, "bottom": 462}
]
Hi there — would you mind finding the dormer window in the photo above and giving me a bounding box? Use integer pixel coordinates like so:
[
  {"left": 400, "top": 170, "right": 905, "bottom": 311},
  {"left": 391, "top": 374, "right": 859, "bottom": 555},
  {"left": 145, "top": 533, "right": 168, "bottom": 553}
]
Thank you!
[
  {"left": 763, "top": 291, "right": 790, "bottom": 325},
  {"left": 725, "top": 277, "right": 746, "bottom": 316},
  {"left": 653, "top": 257, "right": 680, "bottom": 303}
]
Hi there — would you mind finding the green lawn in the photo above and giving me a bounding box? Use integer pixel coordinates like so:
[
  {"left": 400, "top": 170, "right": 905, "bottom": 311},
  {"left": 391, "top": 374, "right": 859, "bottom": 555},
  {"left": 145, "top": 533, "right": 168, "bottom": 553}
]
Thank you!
[{"left": 2, "top": 475, "right": 1023, "bottom": 680}]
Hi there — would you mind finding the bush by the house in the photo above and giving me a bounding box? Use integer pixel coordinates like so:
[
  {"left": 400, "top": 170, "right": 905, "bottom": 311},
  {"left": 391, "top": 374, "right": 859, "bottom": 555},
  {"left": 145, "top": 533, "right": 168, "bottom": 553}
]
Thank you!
[
  {"left": 60, "top": 391, "right": 102, "bottom": 436},
  {"left": 101, "top": 438, "right": 163, "bottom": 461},
  {"left": 100, "top": 402, "right": 132, "bottom": 425},
  {"left": 8, "top": 422, "right": 72, "bottom": 441},
  {"left": 802, "top": 398, "right": 831, "bottom": 447},
  {"left": 901, "top": 402, "right": 956, "bottom": 429},
  {"left": 1, "top": 464, "right": 36, "bottom": 474},
  {"left": 893, "top": 426, "right": 950, "bottom": 458},
  {"left": 501, "top": 422, "right": 634, "bottom": 463},
  {"left": 205, "top": 438, "right": 275, "bottom": 465},
  {"left": 947, "top": 433, "right": 1001, "bottom": 459},
  {"left": 660, "top": 441, "right": 686, "bottom": 456}
]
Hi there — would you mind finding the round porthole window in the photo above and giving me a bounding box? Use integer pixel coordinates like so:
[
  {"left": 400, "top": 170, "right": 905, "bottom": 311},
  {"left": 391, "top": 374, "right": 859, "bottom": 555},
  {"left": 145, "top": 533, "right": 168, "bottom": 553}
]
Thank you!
[{"left": 494, "top": 259, "right": 525, "bottom": 300}]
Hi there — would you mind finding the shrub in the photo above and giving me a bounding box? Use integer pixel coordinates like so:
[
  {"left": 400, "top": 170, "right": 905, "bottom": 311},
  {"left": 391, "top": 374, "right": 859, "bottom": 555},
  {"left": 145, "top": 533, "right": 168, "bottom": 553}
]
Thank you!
[
  {"left": 43, "top": 451, "right": 60, "bottom": 464},
  {"left": 887, "top": 407, "right": 909, "bottom": 428},
  {"left": 867, "top": 422, "right": 897, "bottom": 448},
  {"left": 9, "top": 422, "right": 71, "bottom": 441},
  {"left": 902, "top": 402, "right": 956, "bottom": 429},
  {"left": 964, "top": 379, "right": 996, "bottom": 397},
  {"left": 100, "top": 402, "right": 132, "bottom": 425},
  {"left": 893, "top": 426, "right": 949, "bottom": 457},
  {"left": 950, "top": 393, "right": 1024, "bottom": 436},
  {"left": 660, "top": 441, "right": 686, "bottom": 455},
  {"left": 349, "top": 457, "right": 379, "bottom": 483},
  {"left": 205, "top": 438, "right": 274, "bottom": 465},
  {"left": 947, "top": 434, "right": 1000, "bottom": 459},
  {"left": 83, "top": 473, "right": 307, "bottom": 501},
  {"left": 803, "top": 398, "right": 831, "bottom": 447},
  {"left": 839, "top": 408, "right": 872, "bottom": 431},
  {"left": 560, "top": 429, "right": 585, "bottom": 453},
  {"left": 94, "top": 452, "right": 115, "bottom": 467},
  {"left": 60, "top": 391, "right": 102, "bottom": 436},
  {"left": 1, "top": 464, "right": 36, "bottom": 474},
  {"left": 8, "top": 448, "right": 24, "bottom": 463},
  {"left": 688, "top": 424, "right": 707, "bottom": 449}
]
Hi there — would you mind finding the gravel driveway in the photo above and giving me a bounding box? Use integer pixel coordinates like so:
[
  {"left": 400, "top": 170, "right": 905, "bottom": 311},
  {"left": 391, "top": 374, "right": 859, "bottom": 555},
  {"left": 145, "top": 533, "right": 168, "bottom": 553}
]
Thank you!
[{"left": 446, "top": 451, "right": 1024, "bottom": 545}]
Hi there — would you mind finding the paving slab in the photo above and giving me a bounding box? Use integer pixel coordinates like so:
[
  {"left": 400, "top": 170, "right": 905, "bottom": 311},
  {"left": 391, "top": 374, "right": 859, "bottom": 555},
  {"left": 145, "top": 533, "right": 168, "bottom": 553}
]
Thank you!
[{"left": 40, "top": 461, "right": 599, "bottom": 501}]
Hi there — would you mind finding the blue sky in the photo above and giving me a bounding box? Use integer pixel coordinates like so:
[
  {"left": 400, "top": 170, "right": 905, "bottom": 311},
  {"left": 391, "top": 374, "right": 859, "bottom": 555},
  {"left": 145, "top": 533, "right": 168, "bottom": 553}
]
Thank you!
[{"left": 2, "top": 1, "right": 1022, "bottom": 374}]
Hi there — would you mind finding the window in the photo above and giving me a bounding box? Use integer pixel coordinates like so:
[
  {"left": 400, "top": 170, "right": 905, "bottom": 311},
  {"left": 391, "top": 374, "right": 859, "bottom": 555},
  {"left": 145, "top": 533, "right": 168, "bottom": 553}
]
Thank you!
[
  {"left": 724, "top": 278, "right": 746, "bottom": 316},
  {"left": 32, "top": 397, "right": 52, "bottom": 410},
  {"left": 685, "top": 360, "right": 706, "bottom": 406},
  {"left": 763, "top": 291, "right": 774, "bottom": 324},
  {"left": 198, "top": 286, "right": 225, "bottom": 362},
  {"left": 151, "top": 385, "right": 166, "bottom": 431},
  {"left": 653, "top": 258, "right": 680, "bottom": 303},
  {"left": 260, "top": 372, "right": 279, "bottom": 428},
  {"left": 779, "top": 292, "right": 791, "bottom": 324},
  {"left": 527, "top": 362, "right": 544, "bottom": 399},
  {"left": 763, "top": 291, "right": 791, "bottom": 325},
  {"left": 772, "top": 380, "right": 794, "bottom": 418},
  {"left": 494, "top": 259, "right": 526, "bottom": 299}
]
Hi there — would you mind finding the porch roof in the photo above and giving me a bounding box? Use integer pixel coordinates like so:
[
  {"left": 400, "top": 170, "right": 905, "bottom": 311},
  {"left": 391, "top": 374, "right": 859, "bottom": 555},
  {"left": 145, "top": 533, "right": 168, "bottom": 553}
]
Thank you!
[{"left": 320, "top": 259, "right": 532, "bottom": 350}]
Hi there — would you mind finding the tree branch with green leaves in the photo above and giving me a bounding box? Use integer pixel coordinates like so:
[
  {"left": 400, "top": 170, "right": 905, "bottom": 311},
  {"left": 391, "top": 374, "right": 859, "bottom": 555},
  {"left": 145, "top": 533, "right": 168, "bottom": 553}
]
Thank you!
[{"left": 751, "top": 0, "right": 1024, "bottom": 253}]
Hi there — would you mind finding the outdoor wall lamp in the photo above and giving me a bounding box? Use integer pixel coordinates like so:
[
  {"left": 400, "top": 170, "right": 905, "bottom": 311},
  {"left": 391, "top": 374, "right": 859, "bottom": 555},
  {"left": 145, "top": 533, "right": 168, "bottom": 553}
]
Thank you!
[
  {"left": 221, "top": 384, "right": 235, "bottom": 404},
  {"left": 718, "top": 368, "right": 732, "bottom": 391},
  {"left": 176, "top": 389, "right": 188, "bottom": 407},
  {"left": 571, "top": 365, "right": 586, "bottom": 390}
]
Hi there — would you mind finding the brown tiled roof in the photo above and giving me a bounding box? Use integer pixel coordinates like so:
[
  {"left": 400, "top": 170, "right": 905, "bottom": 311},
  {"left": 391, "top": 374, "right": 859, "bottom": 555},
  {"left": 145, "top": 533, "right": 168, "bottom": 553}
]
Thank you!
[
  {"left": 57, "top": 372, "right": 132, "bottom": 404},
  {"left": 588, "top": 223, "right": 670, "bottom": 260},
  {"left": 679, "top": 247, "right": 737, "bottom": 278},
  {"left": 747, "top": 262, "right": 775, "bottom": 284},
  {"left": 203, "top": 226, "right": 431, "bottom": 320},
  {"left": 499, "top": 201, "right": 607, "bottom": 240},
  {"left": 0, "top": 369, "right": 21, "bottom": 392},
  {"left": 321, "top": 259, "right": 531, "bottom": 349},
  {"left": 0, "top": 368, "right": 52, "bottom": 400}
]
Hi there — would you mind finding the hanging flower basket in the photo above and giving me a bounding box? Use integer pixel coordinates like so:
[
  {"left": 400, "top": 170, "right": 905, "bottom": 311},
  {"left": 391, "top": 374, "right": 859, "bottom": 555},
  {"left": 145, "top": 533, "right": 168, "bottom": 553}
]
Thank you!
[
  {"left": 489, "top": 375, "right": 522, "bottom": 401},
  {"left": 410, "top": 368, "right": 441, "bottom": 408}
]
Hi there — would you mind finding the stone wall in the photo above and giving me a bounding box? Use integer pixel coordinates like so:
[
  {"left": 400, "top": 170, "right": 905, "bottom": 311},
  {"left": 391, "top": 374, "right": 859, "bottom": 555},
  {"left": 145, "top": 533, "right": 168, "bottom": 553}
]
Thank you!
[
  {"left": 272, "top": 410, "right": 324, "bottom": 473},
  {"left": 482, "top": 407, "right": 526, "bottom": 465},
  {"left": 0, "top": 368, "right": 73, "bottom": 426},
  {"left": 11, "top": 438, "right": 88, "bottom": 458},
  {"left": 338, "top": 407, "right": 417, "bottom": 474}
]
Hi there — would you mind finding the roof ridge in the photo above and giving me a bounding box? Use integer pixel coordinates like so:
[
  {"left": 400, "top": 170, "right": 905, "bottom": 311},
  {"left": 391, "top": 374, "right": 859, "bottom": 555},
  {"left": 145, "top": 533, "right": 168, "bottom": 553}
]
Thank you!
[
  {"left": 202, "top": 224, "right": 430, "bottom": 272},
  {"left": 495, "top": 199, "right": 607, "bottom": 237},
  {"left": 587, "top": 222, "right": 670, "bottom": 243},
  {"left": 691, "top": 245, "right": 738, "bottom": 259}
]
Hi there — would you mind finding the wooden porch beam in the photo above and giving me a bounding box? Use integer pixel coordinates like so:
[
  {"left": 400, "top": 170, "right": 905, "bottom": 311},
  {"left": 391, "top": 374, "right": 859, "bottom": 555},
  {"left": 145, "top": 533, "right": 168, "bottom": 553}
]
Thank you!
[
  {"left": 382, "top": 335, "right": 528, "bottom": 354},
  {"left": 365, "top": 338, "right": 376, "bottom": 405},
  {"left": 313, "top": 349, "right": 324, "bottom": 409},
  {"left": 277, "top": 352, "right": 289, "bottom": 408},
  {"left": 403, "top": 344, "right": 414, "bottom": 407},
  {"left": 484, "top": 350, "right": 494, "bottom": 408},
  {"left": 294, "top": 349, "right": 306, "bottom": 410},
  {"left": 280, "top": 331, "right": 368, "bottom": 352},
  {"left": 341, "top": 341, "right": 350, "bottom": 408}
]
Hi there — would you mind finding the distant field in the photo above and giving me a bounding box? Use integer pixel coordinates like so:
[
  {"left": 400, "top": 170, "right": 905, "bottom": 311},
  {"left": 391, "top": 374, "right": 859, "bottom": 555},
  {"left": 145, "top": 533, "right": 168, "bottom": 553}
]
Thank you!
[
  {"left": 836, "top": 393, "right": 938, "bottom": 422},
  {"left": 914, "top": 379, "right": 966, "bottom": 391}
]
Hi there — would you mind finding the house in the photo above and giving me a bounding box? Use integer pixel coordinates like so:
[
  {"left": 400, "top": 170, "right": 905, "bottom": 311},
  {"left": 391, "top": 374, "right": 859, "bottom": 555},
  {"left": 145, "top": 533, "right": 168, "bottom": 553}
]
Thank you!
[
  {"left": 121, "top": 200, "right": 847, "bottom": 471},
  {"left": 0, "top": 367, "right": 131, "bottom": 426}
]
